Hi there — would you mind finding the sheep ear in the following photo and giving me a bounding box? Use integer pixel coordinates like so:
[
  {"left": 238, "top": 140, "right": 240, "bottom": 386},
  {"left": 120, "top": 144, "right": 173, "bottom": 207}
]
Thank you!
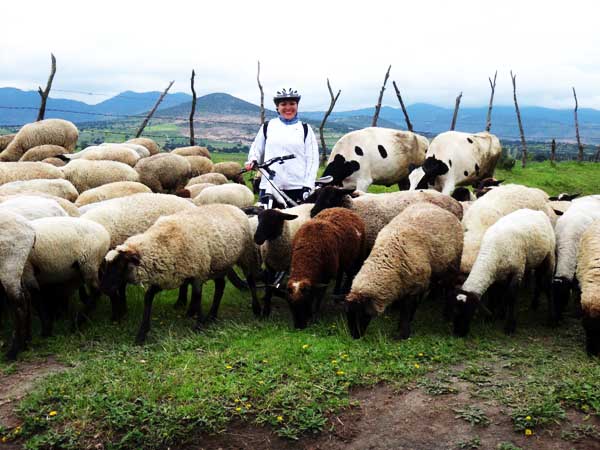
[
  {"left": 280, "top": 213, "right": 298, "bottom": 221},
  {"left": 124, "top": 250, "right": 141, "bottom": 266},
  {"left": 553, "top": 209, "right": 564, "bottom": 216}
]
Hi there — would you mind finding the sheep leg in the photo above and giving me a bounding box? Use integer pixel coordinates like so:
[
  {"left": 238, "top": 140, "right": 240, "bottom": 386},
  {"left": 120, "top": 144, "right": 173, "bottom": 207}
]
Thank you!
[
  {"left": 39, "top": 296, "right": 54, "bottom": 338},
  {"left": 397, "top": 177, "right": 410, "bottom": 191},
  {"left": 174, "top": 282, "right": 189, "bottom": 310},
  {"left": 187, "top": 280, "right": 203, "bottom": 319},
  {"left": 110, "top": 283, "right": 128, "bottom": 321},
  {"left": 246, "top": 273, "right": 262, "bottom": 317},
  {"left": 333, "top": 270, "right": 344, "bottom": 296},
  {"left": 261, "top": 286, "right": 273, "bottom": 318},
  {"left": 135, "top": 285, "right": 160, "bottom": 344},
  {"left": 313, "top": 285, "right": 327, "bottom": 315},
  {"left": 396, "top": 295, "right": 418, "bottom": 340},
  {"left": 205, "top": 277, "right": 226, "bottom": 322},
  {"left": 4, "top": 294, "right": 28, "bottom": 360},
  {"left": 503, "top": 279, "right": 519, "bottom": 335}
]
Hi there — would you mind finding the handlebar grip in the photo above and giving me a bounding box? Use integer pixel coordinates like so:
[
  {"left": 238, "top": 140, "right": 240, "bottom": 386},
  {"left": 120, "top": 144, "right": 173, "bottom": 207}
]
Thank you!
[{"left": 280, "top": 154, "right": 296, "bottom": 161}]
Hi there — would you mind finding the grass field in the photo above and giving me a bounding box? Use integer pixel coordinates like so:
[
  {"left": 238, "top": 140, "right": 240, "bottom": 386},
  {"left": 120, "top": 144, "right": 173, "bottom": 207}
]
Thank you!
[{"left": 1, "top": 157, "right": 599, "bottom": 449}]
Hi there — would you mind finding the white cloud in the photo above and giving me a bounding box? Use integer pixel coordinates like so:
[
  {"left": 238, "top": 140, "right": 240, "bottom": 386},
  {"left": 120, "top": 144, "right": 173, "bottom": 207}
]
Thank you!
[{"left": 2, "top": 0, "right": 599, "bottom": 109}]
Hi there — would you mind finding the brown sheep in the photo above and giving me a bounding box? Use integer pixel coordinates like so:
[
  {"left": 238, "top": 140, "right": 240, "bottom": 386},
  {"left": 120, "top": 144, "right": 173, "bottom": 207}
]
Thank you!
[
  {"left": 125, "top": 137, "right": 160, "bottom": 155},
  {"left": 187, "top": 172, "right": 228, "bottom": 187},
  {"left": 184, "top": 156, "right": 214, "bottom": 177},
  {"left": 287, "top": 207, "right": 366, "bottom": 329},
  {"left": 0, "top": 134, "right": 15, "bottom": 152}
]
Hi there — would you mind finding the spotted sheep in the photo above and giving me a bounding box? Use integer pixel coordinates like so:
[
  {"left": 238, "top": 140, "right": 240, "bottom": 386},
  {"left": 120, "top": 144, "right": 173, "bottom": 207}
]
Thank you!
[
  {"left": 408, "top": 131, "right": 502, "bottom": 195},
  {"left": 322, "top": 127, "right": 429, "bottom": 192}
]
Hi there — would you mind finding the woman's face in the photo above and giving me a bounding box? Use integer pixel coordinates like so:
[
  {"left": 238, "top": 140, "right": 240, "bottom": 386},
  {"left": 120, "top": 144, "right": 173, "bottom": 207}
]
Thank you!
[{"left": 277, "top": 100, "right": 298, "bottom": 120}]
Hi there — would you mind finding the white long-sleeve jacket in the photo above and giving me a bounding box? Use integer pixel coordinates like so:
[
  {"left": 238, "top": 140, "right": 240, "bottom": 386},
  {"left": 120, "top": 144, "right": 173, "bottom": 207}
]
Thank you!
[{"left": 247, "top": 117, "right": 319, "bottom": 190}]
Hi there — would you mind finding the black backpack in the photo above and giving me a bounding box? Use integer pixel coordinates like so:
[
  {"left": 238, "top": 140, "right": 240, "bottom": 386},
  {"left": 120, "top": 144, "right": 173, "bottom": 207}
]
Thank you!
[{"left": 263, "top": 120, "right": 309, "bottom": 142}]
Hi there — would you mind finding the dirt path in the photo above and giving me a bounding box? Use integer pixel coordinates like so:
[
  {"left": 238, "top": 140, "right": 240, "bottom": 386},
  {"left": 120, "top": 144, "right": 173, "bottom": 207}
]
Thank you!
[
  {"left": 193, "top": 376, "right": 600, "bottom": 450},
  {"left": 0, "top": 356, "right": 68, "bottom": 429}
]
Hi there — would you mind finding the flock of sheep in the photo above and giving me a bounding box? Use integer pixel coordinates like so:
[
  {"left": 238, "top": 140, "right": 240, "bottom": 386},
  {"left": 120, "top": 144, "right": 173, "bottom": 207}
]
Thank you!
[{"left": 0, "top": 119, "right": 598, "bottom": 363}]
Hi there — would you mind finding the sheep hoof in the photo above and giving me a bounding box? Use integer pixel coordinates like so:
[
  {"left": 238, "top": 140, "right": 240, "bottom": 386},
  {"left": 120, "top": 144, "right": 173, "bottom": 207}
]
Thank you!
[
  {"left": 134, "top": 333, "right": 147, "bottom": 345},
  {"left": 503, "top": 320, "right": 516, "bottom": 335}
]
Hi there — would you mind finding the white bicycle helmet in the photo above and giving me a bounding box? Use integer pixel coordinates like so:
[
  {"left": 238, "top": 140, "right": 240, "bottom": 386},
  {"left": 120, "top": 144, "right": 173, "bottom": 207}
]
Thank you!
[{"left": 273, "top": 88, "right": 301, "bottom": 105}]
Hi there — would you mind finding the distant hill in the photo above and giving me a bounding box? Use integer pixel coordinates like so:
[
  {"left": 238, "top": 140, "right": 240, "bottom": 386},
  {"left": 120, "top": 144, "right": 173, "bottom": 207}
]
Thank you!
[{"left": 3, "top": 87, "right": 600, "bottom": 143}]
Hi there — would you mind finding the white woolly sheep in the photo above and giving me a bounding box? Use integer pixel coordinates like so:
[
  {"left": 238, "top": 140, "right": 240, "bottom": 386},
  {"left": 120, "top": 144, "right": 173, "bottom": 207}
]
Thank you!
[
  {"left": 0, "top": 162, "right": 64, "bottom": 185},
  {"left": 19, "top": 144, "right": 70, "bottom": 162},
  {"left": 0, "top": 179, "right": 79, "bottom": 202},
  {"left": 177, "top": 183, "right": 214, "bottom": 199},
  {"left": 0, "top": 134, "right": 15, "bottom": 152},
  {"left": 454, "top": 209, "right": 555, "bottom": 337},
  {"left": 460, "top": 184, "right": 556, "bottom": 275},
  {"left": 42, "top": 157, "right": 66, "bottom": 167},
  {"left": 27, "top": 217, "right": 110, "bottom": 338},
  {"left": 184, "top": 156, "right": 214, "bottom": 177},
  {"left": 187, "top": 172, "right": 228, "bottom": 187},
  {"left": 171, "top": 146, "right": 210, "bottom": 159},
  {"left": 0, "top": 210, "right": 36, "bottom": 359},
  {"left": 74, "top": 181, "right": 152, "bottom": 207},
  {"left": 61, "top": 144, "right": 141, "bottom": 167},
  {"left": 408, "top": 131, "right": 502, "bottom": 194},
  {"left": 552, "top": 195, "right": 600, "bottom": 322},
  {"left": 0, "top": 119, "right": 78, "bottom": 162},
  {"left": 125, "top": 137, "right": 160, "bottom": 155},
  {"left": 577, "top": 220, "right": 600, "bottom": 355},
  {"left": 345, "top": 202, "right": 463, "bottom": 339},
  {"left": 100, "top": 204, "right": 260, "bottom": 343},
  {"left": 134, "top": 153, "right": 192, "bottom": 193},
  {"left": 309, "top": 186, "right": 463, "bottom": 252},
  {"left": 193, "top": 183, "right": 254, "bottom": 208},
  {"left": 62, "top": 159, "right": 140, "bottom": 193},
  {"left": 83, "top": 192, "right": 195, "bottom": 319},
  {"left": 0, "top": 195, "right": 69, "bottom": 220},
  {"left": 212, "top": 161, "right": 245, "bottom": 184},
  {"left": 322, "top": 127, "right": 429, "bottom": 191}
]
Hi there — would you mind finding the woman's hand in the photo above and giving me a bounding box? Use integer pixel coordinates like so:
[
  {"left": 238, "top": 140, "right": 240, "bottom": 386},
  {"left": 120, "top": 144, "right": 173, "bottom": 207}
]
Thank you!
[{"left": 244, "top": 161, "right": 256, "bottom": 171}]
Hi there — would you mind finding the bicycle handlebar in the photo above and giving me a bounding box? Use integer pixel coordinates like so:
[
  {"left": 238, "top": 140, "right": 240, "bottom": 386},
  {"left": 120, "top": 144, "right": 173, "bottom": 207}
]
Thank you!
[{"left": 239, "top": 154, "right": 296, "bottom": 174}]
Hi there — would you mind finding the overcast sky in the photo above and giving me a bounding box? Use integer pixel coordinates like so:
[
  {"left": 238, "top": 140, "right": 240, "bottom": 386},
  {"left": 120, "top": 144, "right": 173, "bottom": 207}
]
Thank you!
[{"left": 2, "top": 0, "right": 599, "bottom": 111}]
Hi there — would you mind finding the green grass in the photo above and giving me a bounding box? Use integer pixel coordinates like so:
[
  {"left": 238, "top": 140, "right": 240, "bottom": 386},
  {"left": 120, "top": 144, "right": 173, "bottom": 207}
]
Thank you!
[{"left": 1, "top": 157, "right": 599, "bottom": 449}]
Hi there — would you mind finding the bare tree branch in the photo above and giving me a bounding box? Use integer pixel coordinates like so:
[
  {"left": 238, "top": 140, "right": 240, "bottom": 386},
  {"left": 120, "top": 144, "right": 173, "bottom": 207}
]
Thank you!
[
  {"left": 450, "top": 92, "right": 462, "bottom": 131},
  {"left": 392, "top": 81, "right": 413, "bottom": 132},
  {"left": 135, "top": 80, "right": 174, "bottom": 138},
  {"left": 510, "top": 71, "right": 528, "bottom": 167},
  {"left": 189, "top": 70, "right": 197, "bottom": 146},
  {"left": 550, "top": 138, "right": 556, "bottom": 165},
  {"left": 257, "top": 61, "right": 265, "bottom": 125},
  {"left": 573, "top": 87, "right": 584, "bottom": 162},
  {"left": 319, "top": 78, "right": 341, "bottom": 165},
  {"left": 595, "top": 145, "right": 600, "bottom": 162},
  {"left": 37, "top": 53, "right": 57, "bottom": 121},
  {"left": 372, "top": 65, "right": 391, "bottom": 127},
  {"left": 485, "top": 70, "right": 497, "bottom": 132}
]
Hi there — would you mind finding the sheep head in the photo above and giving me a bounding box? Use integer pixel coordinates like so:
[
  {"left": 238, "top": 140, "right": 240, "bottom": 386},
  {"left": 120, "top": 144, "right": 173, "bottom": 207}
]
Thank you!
[
  {"left": 99, "top": 248, "right": 140, "bottom": 296},
  {"left": 344, "top": 292, "right": 375, "bottom": 339},
  {"left": 309, "top": 186, "right": 355, "bottom": 217},
  {"left": 254, "top": 210, "right": 298, "bottom": 245},
  {"left": 286, "top": 278, "right": 324, "bottom": 329},
  {"left": 322, "top": 154, "right": 360, "bottom": 186},
  {"left": 452, "top": 289, "right": 480, "bottom": 337}
]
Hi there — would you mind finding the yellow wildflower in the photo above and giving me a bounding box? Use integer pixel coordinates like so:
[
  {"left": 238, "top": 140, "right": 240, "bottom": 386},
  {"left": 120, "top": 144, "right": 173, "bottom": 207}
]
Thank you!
[
  {"left": 225, "top": 365, "right": 233, "bottom": 370},
  {"left": 259, "top": 380, "right": 265, "bottom": 385},
  {"left": 276, "top": 415, "right": 284, "bottom": 422},
  {"left": 234, "top": 398, "right": 240, "bottom": 403},
  {"left": 336, "top": 370, "right": 345, "bottom": 376},
  {"left": 48, "top": 411, "right": 57, "bottom": 417},
  {"left": 235, "top": 407, "right": 242, "bottom": 412},
  {"left": 525, "top": 429, "right": 533, "bottom": 436},
  {"left": 414, "top": 363, "right": 420, "bottom": 369},
  {"left": 262, "top": 359, "right": 268, "bottom": 363},
  {"left": 246, "top": 403, "right": 252, "bottom": 408},
  {"left": 341, "top": 354, "right": 349, "bottom": 359},
  {"left": 331, "top": 359, "right": 338, "bottom": 364},
  {"left": 525, "top": 416, "right": 531, "bottom": 421},
  {"left": 302, "top": 344, "right": 309, "bottom": 350},
  {"left": 418, "top": 352, "right": 424, "bottom": 357}
]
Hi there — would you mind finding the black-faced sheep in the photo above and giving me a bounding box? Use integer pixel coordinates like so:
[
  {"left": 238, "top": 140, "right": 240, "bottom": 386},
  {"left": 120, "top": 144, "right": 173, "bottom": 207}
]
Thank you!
[
  {"left": 100, "top": 204, "right": 260, "bottom": 343},
  {"left": 0, "top": 119, "right": 78, "bottom": 162},
  {"left": 287, "top": 207, "right": 366, "bottom": 329},
  {"left": 322, "top": 127, "right": 429, "bottom": 191},
  {"left": 454, "top": 209, "right": 555, "bottom": 337},
  {"left": 345, "top": 202, "right": 463, "bottom": 339}
]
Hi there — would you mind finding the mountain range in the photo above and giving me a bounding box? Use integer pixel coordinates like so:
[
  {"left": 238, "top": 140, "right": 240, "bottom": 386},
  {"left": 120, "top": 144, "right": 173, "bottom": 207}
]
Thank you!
[{"left": 2, "top": 87, "right": 600, "bottom": 143}]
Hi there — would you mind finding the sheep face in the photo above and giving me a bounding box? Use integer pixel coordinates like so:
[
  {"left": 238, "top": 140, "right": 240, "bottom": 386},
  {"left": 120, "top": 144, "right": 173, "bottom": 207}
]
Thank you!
[
  {"left": 551, "top": 277, "right": 572, "bottom": 320},
  {"left": 309, "top": 186, "right": 355, "bottom": 217},
  {"left": 583, "top": 315, "right": 600, "bottom": 356},
  {"left": 287, "top": 279, "right": 315, "bottom": 329},
  {"left": 452, "top": 290, "right": 480, "bottom": 337},
  {"left": 322, "top": 154, "right": 361, "bottom": 187},
  {"left": 254, "top": 210, "right": 298, "bottom": 245},
  {"left": 99, "top": 250, "right": 140, "bottom": 296}
]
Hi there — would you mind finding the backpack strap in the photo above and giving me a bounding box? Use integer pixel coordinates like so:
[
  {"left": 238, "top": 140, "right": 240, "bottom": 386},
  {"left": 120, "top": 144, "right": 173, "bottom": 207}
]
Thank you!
[
  {"left": 302, "top": 122, "right": 308, "bottom": 142},
  {"left": 262, "top": 120, "right": 270, "bottom": 140}
]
